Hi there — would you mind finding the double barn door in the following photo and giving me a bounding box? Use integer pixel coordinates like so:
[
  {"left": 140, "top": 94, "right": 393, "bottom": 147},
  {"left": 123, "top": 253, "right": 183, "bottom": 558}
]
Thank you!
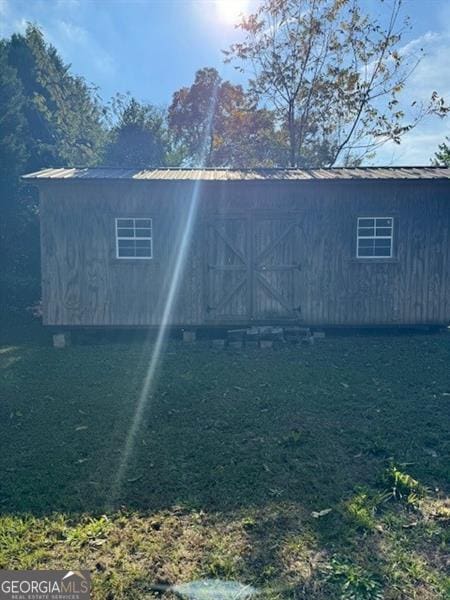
[{"left": 205, "top": 214, "right": 302, "bottom": 322}]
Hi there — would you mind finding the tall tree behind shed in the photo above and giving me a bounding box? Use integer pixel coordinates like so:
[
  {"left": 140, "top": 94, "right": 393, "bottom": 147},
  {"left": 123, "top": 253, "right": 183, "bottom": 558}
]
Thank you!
[
  {"left": 0, "top": 25, "right": 106, "bottom": 312},
  {"left": 224, "top": 0, "right": 448, "bottom": 167},
  {"left": 168, "top": 67, "right": 284, "bottom": 167},
  {"left": 105, "top": 96, "right": 170, "bottom": 168},
  {"left": 433, "top": 137, "right": 450, "bottom": 166}
]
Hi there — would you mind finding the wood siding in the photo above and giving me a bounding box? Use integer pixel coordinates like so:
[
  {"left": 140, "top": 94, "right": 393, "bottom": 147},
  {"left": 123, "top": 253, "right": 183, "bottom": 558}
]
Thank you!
[{"left": 39, "top": 179, "right": 450, "bottom": 327}]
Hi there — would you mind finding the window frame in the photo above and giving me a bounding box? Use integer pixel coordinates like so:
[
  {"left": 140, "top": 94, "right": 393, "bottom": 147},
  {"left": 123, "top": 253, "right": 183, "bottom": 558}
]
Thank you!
[
  {"left": 115, "top": 217, "right": 153, "bottom": 260},
  {"left": 356, "top": 216, "right": 394, "bottom": 260}
]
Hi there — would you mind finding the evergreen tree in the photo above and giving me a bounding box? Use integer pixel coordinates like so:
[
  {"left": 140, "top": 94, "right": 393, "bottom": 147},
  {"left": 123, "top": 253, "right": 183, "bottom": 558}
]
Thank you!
[
  {"left": 0, "top": 24, "right": 106, "bottom": 311},
  {"left": 105, "top": 96, "right": 168, "bottom": 168}
]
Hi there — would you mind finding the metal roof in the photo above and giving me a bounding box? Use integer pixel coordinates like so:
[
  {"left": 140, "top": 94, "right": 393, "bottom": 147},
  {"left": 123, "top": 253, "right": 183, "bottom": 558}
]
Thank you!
[{"left": 22, "top": 166, "right": 450, "bottom": 182}]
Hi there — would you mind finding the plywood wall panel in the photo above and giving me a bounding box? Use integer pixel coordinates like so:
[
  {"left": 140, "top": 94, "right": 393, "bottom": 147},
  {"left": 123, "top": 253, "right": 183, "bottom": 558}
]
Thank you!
[{"left": 39, "top": 179, "right": 450, "bottom": 327}]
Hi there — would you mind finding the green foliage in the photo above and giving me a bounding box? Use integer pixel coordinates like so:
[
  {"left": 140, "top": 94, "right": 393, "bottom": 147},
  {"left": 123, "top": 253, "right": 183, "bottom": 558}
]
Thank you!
[
  {"left": 0, "top": 24, "right": 106, "bottom": 312},
  {"left": 344, "top": 488, "right": 390, "bottom": 531},
  {"left": 433, "top": 137, "right": 450, "bottom": 166},
  {"left": 326, "top": 559, "right": 383, "bottom": 600},
  {"left": 382, "top": 465, "right": 427, "bottom": 504},
  {"left": 65, "top": 516, "right": 112, "bottom": 548},
  {"left": 6, "top": 25, "right": 106, "bottom": 168},
  {"left": 105, "top": 95, "right": 169, "bottom": 168}
]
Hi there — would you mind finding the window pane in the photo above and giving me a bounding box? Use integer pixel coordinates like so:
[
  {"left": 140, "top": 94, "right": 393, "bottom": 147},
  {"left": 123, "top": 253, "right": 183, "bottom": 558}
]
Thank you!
[
  {"left": 136, "top": 219, "right": 152, "bottom": 228},
  {"left": 135, "top": 247, "right": 152, "bottom": 257},
  {"left": 136, "top": 239, "right": 151, "bottom": 248},
  {"left": 135, "top": 228, "right": 152, "bottom": 238},
  {"left": 376, "top": 218, "right": 392, "bottom": 227},
  {"left": 118, "top": 239, "right": 135, "bottom": 249},
  {"left": 375, "top": 238, "right": 392, "bottom": 248},
  {"left": 375, "top": 247, "right": 391, "bottom": 257},
  {"left": 358, "top": 227, "right": 375, "bottom": 237},
  {"left": 118, "top": 228, "right": 134, "bottom": 237},
  {"left": 117, "top": 219, "right": 134, "bottom": 228},
  {"left": 358, "top": 247, "right": 374, "bottom": 257},
  {"left": 358, "top": 218, "right": 374, "bottom": 227},
  {"left": 358, "top": 238, "right": 374, "bottom": 248},
  {"left": 375, "top": 227, "right": 392, "bottom": 237},
  {"left": 118, "top": 247, "right": 135, "bottom": 257}
]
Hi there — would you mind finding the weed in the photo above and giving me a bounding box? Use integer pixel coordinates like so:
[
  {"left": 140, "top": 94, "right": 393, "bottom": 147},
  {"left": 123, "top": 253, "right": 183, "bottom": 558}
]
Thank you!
[
  {"left": 326, "top": 558, "right": 383, "bottom": 600},
  {"left": 65, "top": 516, "right": 112, "bottom": 548},
  {"left": 382, "top": 465, "right": 427, "bottom": 505},
  {"left": 344, "top": 488, "right": 390, "bottom": 531}
]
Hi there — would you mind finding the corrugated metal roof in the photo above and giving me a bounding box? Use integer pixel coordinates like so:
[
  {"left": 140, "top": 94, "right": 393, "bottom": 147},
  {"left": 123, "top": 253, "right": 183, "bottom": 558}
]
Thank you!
[{"left": 22, "top": 166, "right": 450, "bottom": 182}]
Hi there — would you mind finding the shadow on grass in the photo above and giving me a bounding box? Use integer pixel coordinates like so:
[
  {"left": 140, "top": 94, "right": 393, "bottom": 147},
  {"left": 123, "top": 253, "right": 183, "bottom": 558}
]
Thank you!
[
  {"left": 1, "top": 320, "right": 449, "bottom": 597},
  {"left": 1, "top": 322, "right": 449, "bottom": 515}
]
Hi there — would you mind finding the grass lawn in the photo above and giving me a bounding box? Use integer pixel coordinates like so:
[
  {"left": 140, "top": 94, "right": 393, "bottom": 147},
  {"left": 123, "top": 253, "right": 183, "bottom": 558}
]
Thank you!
[{"left": 0, "top": 317, "right": 449, "bottom": 599}]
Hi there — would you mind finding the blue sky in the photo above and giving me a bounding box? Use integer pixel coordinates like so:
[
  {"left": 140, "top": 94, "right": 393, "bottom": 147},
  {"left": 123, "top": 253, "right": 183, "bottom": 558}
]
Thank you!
[{"left": 1, "top": 0, "right": 450, "bottom": 165}]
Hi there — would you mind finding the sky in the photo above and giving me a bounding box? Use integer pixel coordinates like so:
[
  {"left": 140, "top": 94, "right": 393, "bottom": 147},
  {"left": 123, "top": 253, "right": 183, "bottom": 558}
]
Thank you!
[{"left": 1, "top": 0, "right": 450, "bottom": 165}]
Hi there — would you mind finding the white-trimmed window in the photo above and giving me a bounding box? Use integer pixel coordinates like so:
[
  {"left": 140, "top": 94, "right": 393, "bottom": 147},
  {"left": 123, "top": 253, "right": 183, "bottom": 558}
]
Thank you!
[
  {"left": 115, "top": 217, "right": 153, "bottom": 259},
  {"left": 356, "top": 217, "right": 393, "bottom": 258}
]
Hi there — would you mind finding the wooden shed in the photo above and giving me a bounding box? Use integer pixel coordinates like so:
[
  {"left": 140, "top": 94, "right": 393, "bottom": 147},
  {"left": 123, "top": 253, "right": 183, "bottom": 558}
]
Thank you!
[{"left": 23, "top": 166, "right": 450, "bottom": 330}]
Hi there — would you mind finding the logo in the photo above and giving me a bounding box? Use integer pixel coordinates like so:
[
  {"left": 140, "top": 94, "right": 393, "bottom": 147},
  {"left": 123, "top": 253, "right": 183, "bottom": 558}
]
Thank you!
[{"left": 0, "top": 570, "right": 90, "bottom": 600}]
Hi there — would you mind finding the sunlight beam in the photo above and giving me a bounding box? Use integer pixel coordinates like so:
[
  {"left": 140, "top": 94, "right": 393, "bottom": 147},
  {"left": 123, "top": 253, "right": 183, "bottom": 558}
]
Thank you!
[{"left": 109, "top": 83, "right": 220, "bottom": 508}]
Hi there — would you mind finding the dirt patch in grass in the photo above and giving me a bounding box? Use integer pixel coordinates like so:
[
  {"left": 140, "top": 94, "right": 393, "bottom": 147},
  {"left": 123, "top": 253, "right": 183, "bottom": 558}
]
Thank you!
[{"left": 1, "top": 328, "right": 449, "bottom": 598}]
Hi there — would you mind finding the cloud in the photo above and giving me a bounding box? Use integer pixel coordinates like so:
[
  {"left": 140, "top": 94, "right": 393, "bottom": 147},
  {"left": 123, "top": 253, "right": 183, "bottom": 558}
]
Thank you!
[
  {"left": 0, "top": 0, "right": 116, "bottom": 84},
  {"left": 43, "top": 19, "right": 116, "bottom": 80},
  {"left": 0, "top": 0, "right": 27, "bottom": 36},
  {"left": 375, "top": 27, "right": 450, "bottom": 165}
]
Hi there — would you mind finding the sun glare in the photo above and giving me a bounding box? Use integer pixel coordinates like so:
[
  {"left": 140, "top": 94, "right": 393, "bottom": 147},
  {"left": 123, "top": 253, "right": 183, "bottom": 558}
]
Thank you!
[{"left": 215, "top": 0, "right": 249, "bottom": 25}]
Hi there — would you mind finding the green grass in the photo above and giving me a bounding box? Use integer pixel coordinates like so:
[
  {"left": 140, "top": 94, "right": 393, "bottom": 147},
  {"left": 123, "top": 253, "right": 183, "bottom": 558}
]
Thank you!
[{"left": 1, "top": 318, "right": 449, "bottom": 599}]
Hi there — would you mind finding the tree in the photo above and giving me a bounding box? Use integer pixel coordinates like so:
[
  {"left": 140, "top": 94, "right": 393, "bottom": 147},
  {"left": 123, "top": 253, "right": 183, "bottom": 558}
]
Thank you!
[
  {"left": 213, "top": 105, "right": 285, "bottom": 167},
  {"left": 0, "top": 45, "right": 31, "bottom": 310},
  {"left": 105, "top": 96, "right": 169, "bottom": 168},
  {"left": 5, "top": 25, "right": 106, "bottom": 168},
  {"left": 433, "top": 138, "right": 450, "bottom": 166},
  {"left": 224, "top": 0, "right": 448, "bottom": 167},
  {"left": 168, "top": 67, "right": 283, "bottom": 167},
  {"left": 0, "top": 24, "right": 106, "bottom": 311}
]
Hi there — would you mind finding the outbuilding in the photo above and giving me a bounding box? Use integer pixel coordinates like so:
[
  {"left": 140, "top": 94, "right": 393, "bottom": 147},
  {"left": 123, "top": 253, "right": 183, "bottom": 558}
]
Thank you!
[{"left": 23, "top": 166, "right": 450, "bottom": 330}]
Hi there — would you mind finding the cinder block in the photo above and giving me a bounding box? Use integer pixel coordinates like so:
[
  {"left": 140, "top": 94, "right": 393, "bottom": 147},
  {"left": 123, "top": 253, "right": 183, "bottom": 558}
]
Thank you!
[
  {"left": 228, "top": 340, "right": 243, "bottom": 350},
  {"left": 246, "top": 340, "right": 259, "bottom": 349},
  {"left": 260, "top": 340, "right": 273, "bottom": 349},
  {"left": 313, "top": 331, "right": 326, "bottom": 339},
  {"left": 211, "top": 338, "right": 225, "bottom": 349},
  {"left": 227, "top": 329, "right": 246, "bottom": 341},
  {"left": 246, "top": 327, "right": 260, "bottom": 342},
  {"left": 183, "top": 330, "right": 196, "bottom": 343},
  {"left": 53, "top": 332, "right": 71, "bottom": 348},
  {"left": 267, "top": 326, "right": 284, "bottom": 341}
]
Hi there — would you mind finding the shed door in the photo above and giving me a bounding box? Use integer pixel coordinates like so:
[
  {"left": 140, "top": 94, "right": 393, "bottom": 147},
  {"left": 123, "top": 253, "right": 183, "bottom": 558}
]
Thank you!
[
  {"left": 206, "top": 217, "right": 251, "bottom": 321},
  {"left": 252, "top": 216, "right": 302, "bottom": 320},
  {"left": 206, "top": 215, "right": 302, "bottom": 322}
]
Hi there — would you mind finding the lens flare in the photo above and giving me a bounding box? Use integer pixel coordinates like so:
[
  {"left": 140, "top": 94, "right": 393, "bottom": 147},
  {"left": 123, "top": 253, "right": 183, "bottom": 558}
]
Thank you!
[
  {"left": 109, "top": 84, "right": 220, "bottom": 508},
  {"left": 215, "top": 0, "right": 249, "bottom": 25}
]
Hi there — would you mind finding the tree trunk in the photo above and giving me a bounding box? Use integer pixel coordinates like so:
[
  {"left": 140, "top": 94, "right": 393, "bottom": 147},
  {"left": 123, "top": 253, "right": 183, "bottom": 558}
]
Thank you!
[{"left": 288, "top": 102, "right": 296, "bottom": 168}]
